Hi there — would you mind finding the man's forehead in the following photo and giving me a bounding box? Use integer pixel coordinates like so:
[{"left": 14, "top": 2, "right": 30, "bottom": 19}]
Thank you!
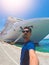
[{"left": 24, "top": 28, "right": 29, "bottom": 31}]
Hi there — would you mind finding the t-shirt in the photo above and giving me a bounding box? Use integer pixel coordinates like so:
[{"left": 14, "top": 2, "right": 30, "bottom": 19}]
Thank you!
[{"left": 20, "top": 41, "right": 35, "bottom": 65}]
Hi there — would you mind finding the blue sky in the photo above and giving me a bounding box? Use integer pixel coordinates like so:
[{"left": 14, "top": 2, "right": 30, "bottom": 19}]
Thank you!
[{"left": 0, "top": 0, "right": 49, "bottom": 31}]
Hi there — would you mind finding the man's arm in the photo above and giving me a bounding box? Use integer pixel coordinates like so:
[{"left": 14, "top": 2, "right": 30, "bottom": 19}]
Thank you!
[{"left": 29, "top": 49, "right": 39, "bottom": 65}]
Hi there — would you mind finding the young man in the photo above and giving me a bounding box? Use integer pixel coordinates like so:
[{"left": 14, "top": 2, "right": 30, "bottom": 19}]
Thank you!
[{"left": 20, "top": 27, "right": 39, "bottom": 65}]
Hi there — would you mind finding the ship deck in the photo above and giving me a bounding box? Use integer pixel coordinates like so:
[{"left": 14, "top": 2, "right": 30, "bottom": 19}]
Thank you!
[{"left": 0, "top": 41, "right": 49, "bottom": 65}]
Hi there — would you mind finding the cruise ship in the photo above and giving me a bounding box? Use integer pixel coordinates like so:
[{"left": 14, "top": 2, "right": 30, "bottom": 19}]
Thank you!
[{"left": 0, "top": 17, "right": 49, "bottom": 43}]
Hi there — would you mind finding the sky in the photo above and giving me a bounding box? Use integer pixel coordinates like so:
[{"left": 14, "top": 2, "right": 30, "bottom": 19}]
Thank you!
[{"left": 0, "top": 0, "right": 49, "bottom": 32}]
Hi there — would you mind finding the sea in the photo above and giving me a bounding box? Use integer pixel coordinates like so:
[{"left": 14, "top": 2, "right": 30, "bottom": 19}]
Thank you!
[
  {"left": 36, "top": 39, "right": 49, "bottom": 52},
  {"left": 15, "top": 39, "right": 49, "bottom": 52}
]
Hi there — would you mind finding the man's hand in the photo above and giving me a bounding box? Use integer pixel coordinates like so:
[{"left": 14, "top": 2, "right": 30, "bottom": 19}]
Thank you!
[{"left": 10, "top": 42, "right": 15, "bottom": 45}]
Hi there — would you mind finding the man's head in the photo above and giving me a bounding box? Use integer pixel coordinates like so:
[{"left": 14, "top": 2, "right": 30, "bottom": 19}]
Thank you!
[{"left": 22, "top": 27, "right": 32, "bottom": 41}]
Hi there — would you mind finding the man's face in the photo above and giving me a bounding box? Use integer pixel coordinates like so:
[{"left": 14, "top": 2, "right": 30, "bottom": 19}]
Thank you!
[{"left": 22, "top": 28, "right": 31, "bottom": 39}]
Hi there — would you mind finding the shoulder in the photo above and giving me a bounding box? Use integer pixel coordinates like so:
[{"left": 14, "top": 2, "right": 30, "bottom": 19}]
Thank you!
[{"left": 26, "top": 41, "right": 35, "bottom": 50}]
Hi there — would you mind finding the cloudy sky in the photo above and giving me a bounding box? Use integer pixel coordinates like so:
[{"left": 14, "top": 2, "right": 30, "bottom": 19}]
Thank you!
[{"left": 0, "top": 0, "right": 49, "bottom": 31}]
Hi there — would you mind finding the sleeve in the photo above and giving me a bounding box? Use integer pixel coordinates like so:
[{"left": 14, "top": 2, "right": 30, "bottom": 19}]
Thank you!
[{"left": 27, "top": 42, "right": 35, "bottom": 50}]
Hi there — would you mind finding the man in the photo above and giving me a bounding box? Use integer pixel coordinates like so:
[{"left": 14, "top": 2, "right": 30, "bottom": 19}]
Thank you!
[{"left": 20, "top": 26, "right": 39, "bottom": 65}]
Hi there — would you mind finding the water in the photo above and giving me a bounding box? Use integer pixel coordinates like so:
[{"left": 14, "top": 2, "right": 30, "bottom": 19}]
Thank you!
[
  {"left": 36, "top": 39, "right": 49, "bottom": 52},
  {"left": 15, "top": 39, "right": 49, "bottom": 53}
]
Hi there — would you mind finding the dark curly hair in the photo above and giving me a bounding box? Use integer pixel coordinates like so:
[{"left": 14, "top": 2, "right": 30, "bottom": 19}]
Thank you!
[{"left": 24, "top": 26, "right": 32, "bottom": 33}]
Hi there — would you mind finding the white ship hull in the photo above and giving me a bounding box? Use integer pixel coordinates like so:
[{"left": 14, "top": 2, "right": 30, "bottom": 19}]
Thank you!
[{"left": 0, "top": 18, "right": 49, "bottom": 43}]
